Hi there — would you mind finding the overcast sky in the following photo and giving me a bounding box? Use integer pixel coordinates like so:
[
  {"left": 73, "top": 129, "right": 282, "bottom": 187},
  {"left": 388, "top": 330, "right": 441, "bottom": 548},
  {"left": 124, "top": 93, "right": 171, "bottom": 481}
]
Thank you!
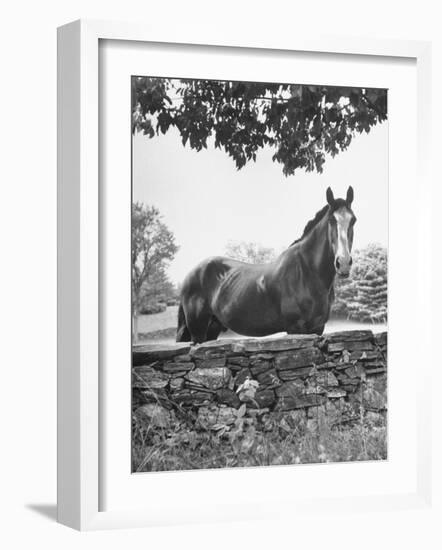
[{"left": 133, "top": 120, "right": 388, "bottom": 285}]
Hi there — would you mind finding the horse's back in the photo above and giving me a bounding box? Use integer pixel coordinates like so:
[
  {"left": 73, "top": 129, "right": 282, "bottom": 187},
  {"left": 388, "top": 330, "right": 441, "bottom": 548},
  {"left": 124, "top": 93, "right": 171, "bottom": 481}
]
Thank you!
[{"left": 180, "top": 256, "right": 242, "bottom": 299}]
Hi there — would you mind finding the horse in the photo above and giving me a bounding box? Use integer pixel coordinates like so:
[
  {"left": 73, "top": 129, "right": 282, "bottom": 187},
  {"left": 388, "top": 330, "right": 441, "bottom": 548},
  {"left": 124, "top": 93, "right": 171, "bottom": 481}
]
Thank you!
[{"left": 176, "top": 186, "right": 356, "bottom": 344}]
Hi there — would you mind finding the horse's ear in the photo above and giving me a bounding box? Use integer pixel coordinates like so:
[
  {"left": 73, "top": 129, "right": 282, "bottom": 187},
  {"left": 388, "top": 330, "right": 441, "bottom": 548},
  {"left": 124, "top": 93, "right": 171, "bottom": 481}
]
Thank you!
[
  {"left": 346, "top": 186, "right": 354, "bottom": 207},
  {"left": 326, "top": 187, "right": 335, "bottom": 206}
]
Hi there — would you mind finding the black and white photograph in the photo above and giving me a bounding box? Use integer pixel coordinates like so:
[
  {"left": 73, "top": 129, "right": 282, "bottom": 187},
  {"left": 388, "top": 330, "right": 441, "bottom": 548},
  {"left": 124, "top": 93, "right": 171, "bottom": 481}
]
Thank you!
[
  {"left": 4, "top": 0, "right": 439, "bottom": 541},
  {"left": 131, "top": 76, "right": 388, "bottom": 473}
]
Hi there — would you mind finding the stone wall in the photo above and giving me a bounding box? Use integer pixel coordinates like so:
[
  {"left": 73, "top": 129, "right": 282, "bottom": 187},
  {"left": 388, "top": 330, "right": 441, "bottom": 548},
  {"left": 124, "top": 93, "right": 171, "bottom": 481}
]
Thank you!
[{"left": 132, "top": 330, "right": 387, "bottom": 430}]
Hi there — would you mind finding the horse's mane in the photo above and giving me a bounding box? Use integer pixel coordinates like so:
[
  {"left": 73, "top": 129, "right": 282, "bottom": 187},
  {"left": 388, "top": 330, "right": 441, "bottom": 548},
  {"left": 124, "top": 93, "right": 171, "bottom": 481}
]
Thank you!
[{"left": 290, "top": 204, "right": 330, "bottom": 246}]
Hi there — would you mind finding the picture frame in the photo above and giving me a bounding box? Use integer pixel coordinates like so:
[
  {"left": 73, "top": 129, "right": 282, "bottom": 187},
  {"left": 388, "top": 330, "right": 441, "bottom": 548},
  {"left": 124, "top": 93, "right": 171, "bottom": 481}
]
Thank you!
[{"left": 57, "top": 19, "right": 432, "bottom": 531}]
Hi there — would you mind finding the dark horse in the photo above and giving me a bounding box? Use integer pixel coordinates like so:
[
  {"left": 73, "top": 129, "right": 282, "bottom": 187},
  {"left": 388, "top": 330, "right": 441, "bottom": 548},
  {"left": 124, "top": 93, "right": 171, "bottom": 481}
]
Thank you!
[{"left": 177, "top": 187, "right": 356, "bottom": 343}]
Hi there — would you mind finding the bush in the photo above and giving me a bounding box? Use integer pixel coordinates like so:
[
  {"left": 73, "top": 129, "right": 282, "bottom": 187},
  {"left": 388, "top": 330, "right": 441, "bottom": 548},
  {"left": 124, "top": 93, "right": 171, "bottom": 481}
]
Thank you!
[
  {"left": 139, "top": 301, "right": 167, "bottom": 315},
  {"left": 332, "top": 243, "right": 387, "bottom": 323}
]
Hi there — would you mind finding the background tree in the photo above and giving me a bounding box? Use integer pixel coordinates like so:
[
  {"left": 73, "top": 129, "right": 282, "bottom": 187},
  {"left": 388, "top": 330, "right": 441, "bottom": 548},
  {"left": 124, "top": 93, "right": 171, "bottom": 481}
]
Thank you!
[
  {"left": 332, "top": 243, "right": 387, "bottom": 323},
  {"left": 138, "top": 265, "right": 179, "bottom": 314},
  {"left": 132, "top": 77, "right": 387, "bottom": 176},
  {"left": 224, "top": 240, "right": 277, "bottom": 264},
  {"left": 132, "top": 203, "right": 178, "bottom": 342}
]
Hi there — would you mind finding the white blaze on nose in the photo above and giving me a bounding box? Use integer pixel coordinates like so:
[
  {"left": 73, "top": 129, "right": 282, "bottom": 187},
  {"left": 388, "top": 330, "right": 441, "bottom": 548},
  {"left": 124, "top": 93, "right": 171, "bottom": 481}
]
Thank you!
[{"left": 333, "top": 207, "right": 352, "bottom": 262}]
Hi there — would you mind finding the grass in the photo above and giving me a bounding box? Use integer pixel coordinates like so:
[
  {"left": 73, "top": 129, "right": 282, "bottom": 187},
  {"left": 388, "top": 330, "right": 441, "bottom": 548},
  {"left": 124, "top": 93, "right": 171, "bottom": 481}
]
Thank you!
[
  {"left": 136, "top": 306, "right": 387, "bottom": 344},
  {"left": 132, "top": 404, "right": 387, "bottom": 473},
  {"left": 137, "top": 305, "right": 179, "bottom": 333}
]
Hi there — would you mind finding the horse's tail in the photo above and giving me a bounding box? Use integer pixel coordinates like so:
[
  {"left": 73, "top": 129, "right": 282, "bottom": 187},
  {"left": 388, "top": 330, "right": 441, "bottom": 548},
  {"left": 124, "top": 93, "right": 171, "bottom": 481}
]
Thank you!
[{"left": 176, "top": 302, "right": 191, "bottom": 342}]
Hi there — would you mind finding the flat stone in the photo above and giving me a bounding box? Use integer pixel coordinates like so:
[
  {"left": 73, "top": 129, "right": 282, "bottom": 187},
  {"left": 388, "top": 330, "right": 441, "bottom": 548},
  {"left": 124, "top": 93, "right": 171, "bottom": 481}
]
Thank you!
[
  {"left": 279, "top": 366, "right": 313, "bottom": 380},
  {"left": 255, "top": 389, "right": 276, "bottom": 408},
  {"left": 185, "top": 367, "right": 231, "bottom": 390},
  {"left": 216, "top": 388, "right": 241, "bottom": 408},
  {"left": 256, "top": 368, "right": 281, "bottom": 387},
  {"left": 276, "top": 380, "right": 305, "bottom": 398},
  {"left": 195, "top": 356, "right": 226, "bottom": 368},
  {"left": 275, "top": 394, "right": 325, "bottom": 411},
  {"left": 374, "top": 332, "right": 387, "bottom": 345},
  {"left": 350, "top": 350, "right": 380, "bottom": 361},
  {"left": 169, "top": 377, "right": 184, "bottom": 391},
  {"left": 335, "top": 362, "right": 355, "bottom": 371},
  {"left": 316, "top": 361, "right": 336, "bottom": 370},
  {"left": 172, "top": 389, "right": 213, "bottom": 406},
  {"left": 341, "top": 384, "right": 361, "bottom": 393},
  {"left": 227, "top": 356, "right": 250, "bottom": 368},
  {"left": 324, "top": 330, "right": 374, "bottom": 342},
  {"left": 328, "top": 341, "right": 374, "bottom": 353},
  {"left": 326, "top": 389, "right": 347, "bottom": 398},
  {"left": 133, "top": 404, "right": 173, "bottom": 429},
  {"left": 362, "top": 362, "right": 386, "bottom": 370},
  {"left": 250, "top": 353, "right": 274, "bottom": 362},
  {"left": 250, "top": 360, "right": 272, "bottom": 376},
  {"left": 315, "top": 371, "right": 339, "bottom": 387},
  {"left": 345, "top": 365, "right": 365, "bottom": 379},
  {"left": 162, "top": 361, "right": 194, "bottom": 373},
  {"left": 364, "top": 367, "right": 387, "bottom": 375},
  {"left": 232, "top": 334, "right": 319, "bottom": 354},
  {"left": 132, "top": 343, "right": 191, "bottom": 365},
  {"left": 132, "top": 366, "right": 169, "bottom": 389},
  {"left": 173, "top": 354, "right": 193, "bottom": 363},
  {"left": 304, "top": 371, "right": 339, "bottom": 394},
  {"left": 304, "top": 385, "right": 326, "bottom": 395},
  {"left": 169, "top": 370, "right": 188, "bottom": 378},
  {"left": 190, "top": 340, "right": 236, "bottom": 358},
  {"left": 275, "top": 348, "right": 324, "bottom": 370}
]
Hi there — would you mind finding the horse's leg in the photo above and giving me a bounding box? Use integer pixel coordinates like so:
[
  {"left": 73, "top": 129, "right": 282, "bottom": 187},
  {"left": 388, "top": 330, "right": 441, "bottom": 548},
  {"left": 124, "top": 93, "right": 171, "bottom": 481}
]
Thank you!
[
  {"left": 176, "top": 303, "right": 191, "bottom": 342},
  {"left": 205, "top": 316, "right": 225, "bottom": 342},
  {"left": 186, "top": 296, "right": 212, "bottom": 344}
]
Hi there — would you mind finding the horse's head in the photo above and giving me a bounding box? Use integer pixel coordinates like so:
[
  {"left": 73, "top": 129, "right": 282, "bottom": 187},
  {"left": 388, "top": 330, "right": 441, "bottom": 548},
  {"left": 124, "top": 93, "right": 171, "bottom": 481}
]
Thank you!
[{"left": 325, "top": 186, "right": 357, "bottom": 278}]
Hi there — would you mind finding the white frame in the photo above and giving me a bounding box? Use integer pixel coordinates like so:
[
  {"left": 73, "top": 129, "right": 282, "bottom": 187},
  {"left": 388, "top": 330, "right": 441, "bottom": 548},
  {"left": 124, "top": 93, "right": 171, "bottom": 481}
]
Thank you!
[{"left": 57, "top": 19, "right": 432, "bottom": 531}]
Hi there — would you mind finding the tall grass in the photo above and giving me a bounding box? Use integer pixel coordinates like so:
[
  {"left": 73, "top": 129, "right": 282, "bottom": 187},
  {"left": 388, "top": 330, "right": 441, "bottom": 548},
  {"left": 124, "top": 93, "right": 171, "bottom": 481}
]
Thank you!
[{"left": 132, "top": 405, "right": 387, "bottom": 473}]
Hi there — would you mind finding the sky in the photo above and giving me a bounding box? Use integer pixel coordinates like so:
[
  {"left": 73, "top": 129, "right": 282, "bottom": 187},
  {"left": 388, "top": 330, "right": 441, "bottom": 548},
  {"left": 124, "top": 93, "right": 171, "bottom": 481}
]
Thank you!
[{"left": 133, "top": 119, "right": 388, "bottom": 285}]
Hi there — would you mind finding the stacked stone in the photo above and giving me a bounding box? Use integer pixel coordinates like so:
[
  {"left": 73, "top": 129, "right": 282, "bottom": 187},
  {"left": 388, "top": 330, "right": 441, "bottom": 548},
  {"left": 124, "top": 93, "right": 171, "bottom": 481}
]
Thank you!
[{"left": 132, "top": 330, "right": 387, "bottom": 429}]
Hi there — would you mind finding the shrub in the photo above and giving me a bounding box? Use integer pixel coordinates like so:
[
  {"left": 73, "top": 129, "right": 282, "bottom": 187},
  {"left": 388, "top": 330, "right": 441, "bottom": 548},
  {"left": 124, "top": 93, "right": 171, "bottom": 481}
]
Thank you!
[
  {"left": 139, "top": 301, "right": 167, "bottom": 315},
  {"left": 332, "top": 243, "right": 387, "bottom": 323}
]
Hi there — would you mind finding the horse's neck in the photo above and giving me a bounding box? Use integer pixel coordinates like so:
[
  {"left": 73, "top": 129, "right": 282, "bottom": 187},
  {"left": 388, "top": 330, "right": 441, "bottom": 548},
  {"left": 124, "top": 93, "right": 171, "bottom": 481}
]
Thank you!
[{"left": 287, "top": 216, "right": 336, "bottom": 290}]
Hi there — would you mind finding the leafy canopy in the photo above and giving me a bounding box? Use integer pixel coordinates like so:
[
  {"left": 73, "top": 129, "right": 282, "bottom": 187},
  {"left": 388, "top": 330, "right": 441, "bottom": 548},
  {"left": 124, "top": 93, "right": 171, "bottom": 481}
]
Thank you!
[
  {"left": 224, "top": 240, "right": 277, "bottom": 264},
  {"left": 132, "top": 77, "right": 387, "bottom": 176}
]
